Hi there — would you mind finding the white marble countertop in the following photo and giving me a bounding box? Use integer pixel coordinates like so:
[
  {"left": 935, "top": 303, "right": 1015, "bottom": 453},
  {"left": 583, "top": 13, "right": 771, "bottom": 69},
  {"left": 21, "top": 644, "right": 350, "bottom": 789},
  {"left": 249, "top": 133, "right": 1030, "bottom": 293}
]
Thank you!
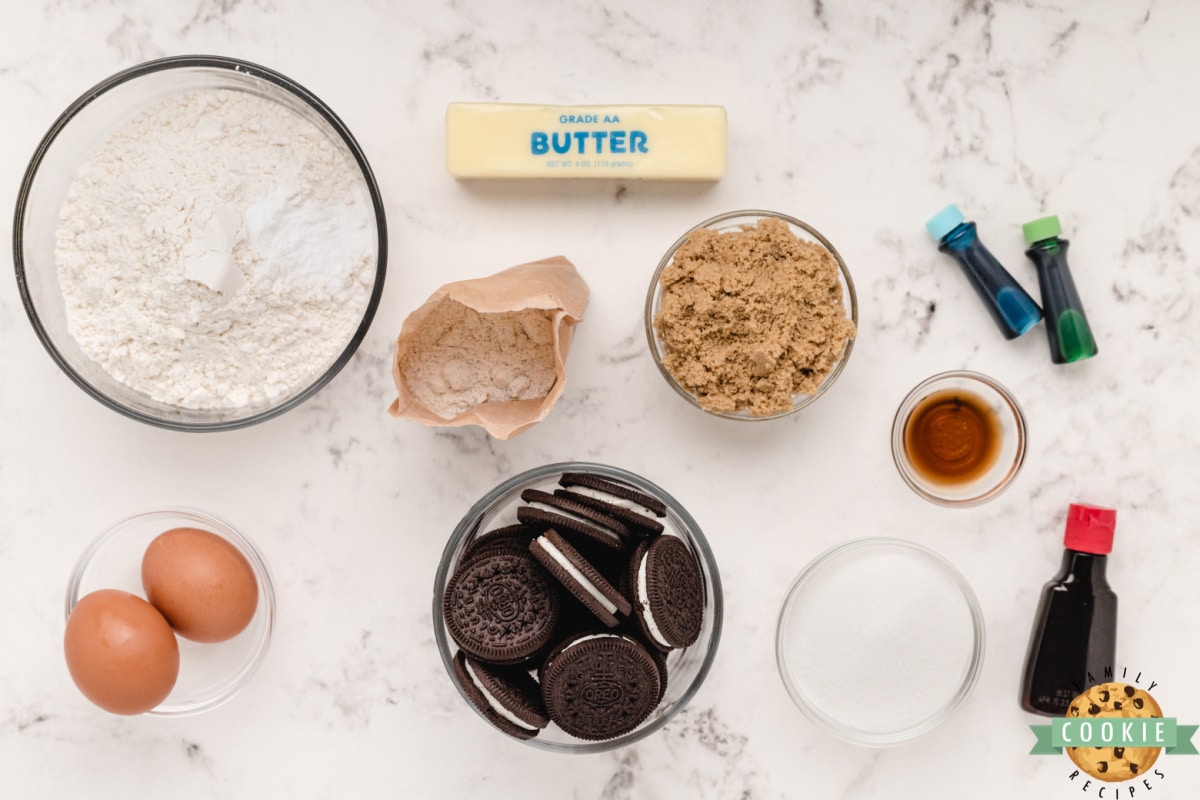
[{"left": 2, "top": 1, "right": 1199, "bottom": 797}]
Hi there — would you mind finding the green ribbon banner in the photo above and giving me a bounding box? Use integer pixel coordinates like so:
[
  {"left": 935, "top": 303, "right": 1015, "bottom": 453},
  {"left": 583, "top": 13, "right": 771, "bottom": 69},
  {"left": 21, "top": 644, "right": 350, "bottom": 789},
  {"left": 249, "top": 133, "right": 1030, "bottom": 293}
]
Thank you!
[
  {"left": 1171, "top": 725, "right": 1200, "bottom": 755},
  {"left": 1029, "top": 719, "right": 1199, "bottom": 755}
]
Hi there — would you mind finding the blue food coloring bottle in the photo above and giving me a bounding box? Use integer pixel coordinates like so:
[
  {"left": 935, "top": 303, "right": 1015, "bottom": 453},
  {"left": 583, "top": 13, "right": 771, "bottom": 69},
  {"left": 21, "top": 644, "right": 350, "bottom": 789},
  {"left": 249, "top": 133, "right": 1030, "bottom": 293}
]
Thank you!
[{"left": 926, "top": 204, "right": 1042, "bottom": 339}]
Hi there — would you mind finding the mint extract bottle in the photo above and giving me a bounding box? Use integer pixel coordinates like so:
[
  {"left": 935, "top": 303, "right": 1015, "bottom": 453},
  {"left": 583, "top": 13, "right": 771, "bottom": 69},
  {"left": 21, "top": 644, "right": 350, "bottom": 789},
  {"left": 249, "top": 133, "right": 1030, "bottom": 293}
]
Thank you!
[
  {"left": 1023, "top": 215, "right": 1098, "bottom": 363},
  {"left": 1020, "top": 504, "right": 1117, "bottom": 716}
]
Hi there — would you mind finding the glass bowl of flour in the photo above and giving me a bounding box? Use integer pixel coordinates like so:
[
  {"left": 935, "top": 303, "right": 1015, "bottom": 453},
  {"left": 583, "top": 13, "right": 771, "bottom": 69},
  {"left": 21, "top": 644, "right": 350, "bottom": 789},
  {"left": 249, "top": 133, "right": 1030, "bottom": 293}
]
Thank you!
[
  {"left": 14, "top": 55, "right": 386, "bottom": 430},
  {"left": 775, "top": 538, "right": 985, "bottom": 746}
]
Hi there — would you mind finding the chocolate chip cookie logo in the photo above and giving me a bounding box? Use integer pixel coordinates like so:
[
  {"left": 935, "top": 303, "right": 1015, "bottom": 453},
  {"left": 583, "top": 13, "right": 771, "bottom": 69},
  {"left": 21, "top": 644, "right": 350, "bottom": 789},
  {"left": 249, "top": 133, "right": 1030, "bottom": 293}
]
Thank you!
[
  {"left": 481, "top": 581, "right": 523, "bottom": 623},
  {"left": 1030, "top": 675, "right": 1198, "bottom": 795}
]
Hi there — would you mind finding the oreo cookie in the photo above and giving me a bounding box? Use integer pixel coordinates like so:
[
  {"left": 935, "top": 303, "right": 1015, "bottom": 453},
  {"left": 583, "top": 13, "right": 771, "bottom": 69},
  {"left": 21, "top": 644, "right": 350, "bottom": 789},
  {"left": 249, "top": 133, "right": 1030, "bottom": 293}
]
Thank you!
[
  {"left": 461, "top": 524, "right": 536, "bottom": 563},
  {"left": 649, "top": 645, "right": 669, "bottom": 704},
  {"left": 453, "top": 651, "right": 549, "bottom": 741},
  {"left": 540, "top": 632, "right": 662, "bottom": 741},
  {"left": 443, "top": 548, "right": 560, "bottom": 665},
  {"left": 630, "top": 535, "right": 704, "bottom": 649},
  {"left": 529, "top": 530, "right": 632, "bottom": 628},
  {"left": 604, "top": 625, "right": 669, "bottom": 704},
  {"left": 558, "top": 473, "right": 666, "bottom": 536},
  {"left": 517, "top": 489, "right": 632, "bottom": 552}
]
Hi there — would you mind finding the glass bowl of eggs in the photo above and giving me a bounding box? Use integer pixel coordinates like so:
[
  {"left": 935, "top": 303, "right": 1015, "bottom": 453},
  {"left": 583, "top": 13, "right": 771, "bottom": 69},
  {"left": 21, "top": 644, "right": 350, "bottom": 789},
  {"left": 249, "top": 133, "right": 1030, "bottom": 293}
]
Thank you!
[{"left": 64, "top": 507, "right": 275, "bottom": 716}]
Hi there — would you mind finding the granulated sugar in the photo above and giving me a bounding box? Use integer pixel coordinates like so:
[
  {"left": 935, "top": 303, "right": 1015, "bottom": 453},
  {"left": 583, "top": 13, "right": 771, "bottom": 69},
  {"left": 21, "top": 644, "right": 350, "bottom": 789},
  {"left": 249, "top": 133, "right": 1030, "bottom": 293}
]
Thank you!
[
  {"left": 55, "top": 88, "right": 375, "bottom": 410},
  {"left": 778, "top": 541, "right": 979, "bottom": 738}
]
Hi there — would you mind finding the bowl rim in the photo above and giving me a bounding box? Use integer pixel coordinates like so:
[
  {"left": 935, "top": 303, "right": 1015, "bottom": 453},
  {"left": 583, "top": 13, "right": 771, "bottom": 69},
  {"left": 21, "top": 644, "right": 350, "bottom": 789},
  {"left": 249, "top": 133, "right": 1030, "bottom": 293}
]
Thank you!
[
  {"left": 432, "top": 461, "right": 724, "bottom": 753},
  {"left": 774, "top": 536, "right": 986, "bottom": 747},
  {"left": 644, "top": 209, "right": 858, "bottom": 421},
  {"left": 889, "top": 370, "right": 1028, "bottom": 507},
  {"left": 64, "top": 506, "right": 277, "bottom": 717},
  {"left": 12, "top": 54, "right": 388, "bottom": 432}
]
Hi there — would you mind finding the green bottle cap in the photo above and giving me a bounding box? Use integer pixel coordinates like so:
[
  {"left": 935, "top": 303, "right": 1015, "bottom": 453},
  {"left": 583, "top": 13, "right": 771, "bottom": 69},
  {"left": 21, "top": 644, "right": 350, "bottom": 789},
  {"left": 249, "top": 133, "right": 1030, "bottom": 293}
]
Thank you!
[{"left": 1023, "top": 215, "right": 1062, "bottom": 244}]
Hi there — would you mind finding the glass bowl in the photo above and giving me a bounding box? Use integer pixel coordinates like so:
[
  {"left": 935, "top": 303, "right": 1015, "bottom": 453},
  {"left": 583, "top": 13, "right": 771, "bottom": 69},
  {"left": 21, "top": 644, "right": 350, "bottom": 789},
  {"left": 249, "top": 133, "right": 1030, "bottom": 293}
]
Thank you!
[
  {"left": 776, "top": 538, "right": 984, "bottom": 746},
  {"left": 433, "top": 462, "right": 723, "bottom": 753},
  {"left": 891, "top": 370, "right": 1027, "bottom": 507},
  {"left": 645, "top": 210, "right": 858, "bottom": 421},
  {"left": 65, "top": 507, "right": 275, "bottom": 716},
  {"left": 13, "top": 55, "right": 387, "bottom": 431}
]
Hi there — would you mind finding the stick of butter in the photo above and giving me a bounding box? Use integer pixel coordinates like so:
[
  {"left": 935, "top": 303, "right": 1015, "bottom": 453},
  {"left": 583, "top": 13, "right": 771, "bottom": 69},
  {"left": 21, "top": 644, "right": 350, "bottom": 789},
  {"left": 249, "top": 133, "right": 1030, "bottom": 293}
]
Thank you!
[{"left": 446, "top": 103, "right": 726, "bottom": 181}]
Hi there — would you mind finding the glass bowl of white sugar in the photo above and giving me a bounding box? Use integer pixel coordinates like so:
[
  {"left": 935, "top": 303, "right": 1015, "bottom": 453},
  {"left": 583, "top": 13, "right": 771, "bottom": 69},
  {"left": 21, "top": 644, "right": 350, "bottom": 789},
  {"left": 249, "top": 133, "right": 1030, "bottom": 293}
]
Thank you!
[
  {"left": 776, "top": 538, "right": 985, "bottom": 746},
  {"left": 14, "top": 55, "right": 386, "bottom": 430}
]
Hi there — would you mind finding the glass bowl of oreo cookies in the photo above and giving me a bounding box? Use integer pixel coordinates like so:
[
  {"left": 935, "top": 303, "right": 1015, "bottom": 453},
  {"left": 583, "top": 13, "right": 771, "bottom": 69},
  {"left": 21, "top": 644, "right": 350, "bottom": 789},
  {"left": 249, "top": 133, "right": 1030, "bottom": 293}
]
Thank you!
[{"left": 433, "top": 462, "right": 722, "bottom": 752}]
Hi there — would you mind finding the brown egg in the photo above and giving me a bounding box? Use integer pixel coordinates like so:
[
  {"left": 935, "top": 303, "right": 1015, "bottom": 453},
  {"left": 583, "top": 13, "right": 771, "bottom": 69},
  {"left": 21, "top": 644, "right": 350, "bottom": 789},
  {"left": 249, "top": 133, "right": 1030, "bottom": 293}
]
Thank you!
[
  {"left": 142, "top": 527, "right": 259, "bottom": 643},
  {"left": 64, "top": 589, "right": 180, "bottom": 715}
]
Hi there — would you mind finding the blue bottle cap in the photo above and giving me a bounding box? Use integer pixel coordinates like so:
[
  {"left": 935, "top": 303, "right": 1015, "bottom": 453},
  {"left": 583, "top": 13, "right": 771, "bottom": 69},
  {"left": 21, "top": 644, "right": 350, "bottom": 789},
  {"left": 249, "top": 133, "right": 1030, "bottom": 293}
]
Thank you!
[{"left": 925, "top": 204, "right": 965, "bottom": 242}]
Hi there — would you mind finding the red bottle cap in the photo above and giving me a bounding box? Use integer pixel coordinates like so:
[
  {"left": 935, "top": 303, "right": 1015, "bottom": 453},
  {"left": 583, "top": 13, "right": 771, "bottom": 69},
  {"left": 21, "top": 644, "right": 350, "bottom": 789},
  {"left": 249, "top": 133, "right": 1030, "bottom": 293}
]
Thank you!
[{"left": 1063, "top": 503, "right": 1116, "bottom": 555}]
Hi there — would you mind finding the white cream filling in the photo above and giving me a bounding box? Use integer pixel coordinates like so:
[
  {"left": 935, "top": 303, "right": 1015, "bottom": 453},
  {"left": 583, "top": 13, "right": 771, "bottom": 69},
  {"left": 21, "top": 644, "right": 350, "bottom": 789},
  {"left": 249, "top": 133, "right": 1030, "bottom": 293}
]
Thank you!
[
  {"left": 463, "top": 659, "right": 537, "bottom": 732},
  {"left": 565, "top": 486, "right": 662, "bottom": 520},
  {"left": 637, "top": 550, "right": 672, "bottom": 648},
  {"left": 561, "top": 633, "right": 617, "bottom": 653},
  {"left": 526, "top": 501, "right": 621, "bottom": 542},
  {"left": 534, "top": 536, "right": 618, "bottom": 614}
]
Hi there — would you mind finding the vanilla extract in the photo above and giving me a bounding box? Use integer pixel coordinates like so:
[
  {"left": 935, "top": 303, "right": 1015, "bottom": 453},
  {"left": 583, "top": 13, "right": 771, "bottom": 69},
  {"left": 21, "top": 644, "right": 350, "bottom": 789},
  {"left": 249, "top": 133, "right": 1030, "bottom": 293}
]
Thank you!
[{"left": 902, "top": 389, "right": 1001, "bottom": 486}]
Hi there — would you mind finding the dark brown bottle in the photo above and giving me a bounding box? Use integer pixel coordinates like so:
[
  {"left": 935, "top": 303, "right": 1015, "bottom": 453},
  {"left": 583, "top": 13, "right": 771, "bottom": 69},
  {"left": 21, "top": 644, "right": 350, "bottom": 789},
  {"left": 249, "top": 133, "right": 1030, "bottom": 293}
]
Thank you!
[{"left": 1020, "top": 504, "right": 1117, "bottom": 716}]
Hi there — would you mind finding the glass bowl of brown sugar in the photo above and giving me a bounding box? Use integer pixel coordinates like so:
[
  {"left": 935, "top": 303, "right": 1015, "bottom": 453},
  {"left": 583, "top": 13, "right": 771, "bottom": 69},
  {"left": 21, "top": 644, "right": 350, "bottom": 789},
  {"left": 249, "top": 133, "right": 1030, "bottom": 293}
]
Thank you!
[{"left": 645, "top": 210, "right": 858, "bottom": 421}]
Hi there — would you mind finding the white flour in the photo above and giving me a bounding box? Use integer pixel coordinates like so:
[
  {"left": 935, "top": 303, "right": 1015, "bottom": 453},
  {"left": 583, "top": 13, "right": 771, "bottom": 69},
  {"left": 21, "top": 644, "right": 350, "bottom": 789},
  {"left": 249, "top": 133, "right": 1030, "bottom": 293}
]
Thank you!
[{"left": 55, "top": 89, "right": 376, "bottom": 410}]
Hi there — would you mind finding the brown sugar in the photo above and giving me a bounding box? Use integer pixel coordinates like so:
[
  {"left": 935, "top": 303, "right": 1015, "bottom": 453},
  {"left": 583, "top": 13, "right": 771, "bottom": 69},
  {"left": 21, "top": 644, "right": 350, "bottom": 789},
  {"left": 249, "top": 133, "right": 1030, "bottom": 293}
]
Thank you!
[{"left": 653, "top": 217, "right": 856, "bottom": 416}]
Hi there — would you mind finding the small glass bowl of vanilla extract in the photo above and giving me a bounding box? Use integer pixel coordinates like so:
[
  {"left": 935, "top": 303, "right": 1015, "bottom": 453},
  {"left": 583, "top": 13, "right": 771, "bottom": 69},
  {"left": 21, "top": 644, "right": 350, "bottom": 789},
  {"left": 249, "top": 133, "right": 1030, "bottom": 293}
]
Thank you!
[{"left": 890, "top": 371, "right": 1027, "bottom": 507}]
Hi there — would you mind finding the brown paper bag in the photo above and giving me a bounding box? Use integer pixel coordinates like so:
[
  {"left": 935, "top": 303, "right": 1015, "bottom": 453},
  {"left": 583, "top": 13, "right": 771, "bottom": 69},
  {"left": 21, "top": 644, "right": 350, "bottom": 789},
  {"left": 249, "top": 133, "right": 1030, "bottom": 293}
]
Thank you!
[{"left": 388, "top": 256, "right": 589, "bottom": 440}]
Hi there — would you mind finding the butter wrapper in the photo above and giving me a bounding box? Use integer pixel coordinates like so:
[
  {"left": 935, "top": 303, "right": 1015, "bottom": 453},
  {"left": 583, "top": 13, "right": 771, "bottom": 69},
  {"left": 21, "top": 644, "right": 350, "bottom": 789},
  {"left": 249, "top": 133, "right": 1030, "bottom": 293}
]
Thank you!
[{"left": 446, "top": 103, "right": 726, "bottom": 180}]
